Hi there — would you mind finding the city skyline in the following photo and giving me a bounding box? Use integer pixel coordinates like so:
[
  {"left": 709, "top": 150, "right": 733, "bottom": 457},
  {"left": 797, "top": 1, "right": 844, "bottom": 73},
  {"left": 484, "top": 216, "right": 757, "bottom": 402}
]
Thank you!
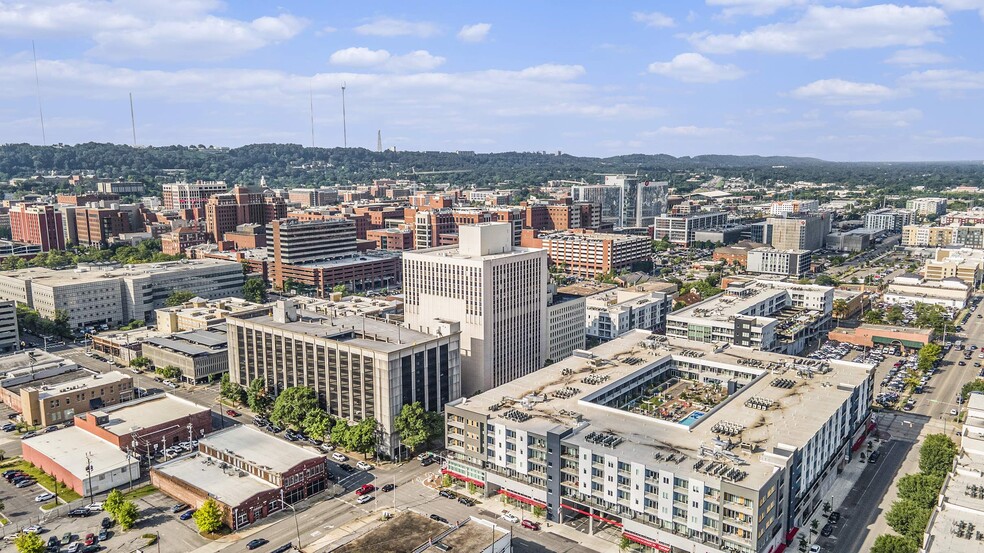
[{"left": 0, "top": 1, "right": 983, "bottom": 161}]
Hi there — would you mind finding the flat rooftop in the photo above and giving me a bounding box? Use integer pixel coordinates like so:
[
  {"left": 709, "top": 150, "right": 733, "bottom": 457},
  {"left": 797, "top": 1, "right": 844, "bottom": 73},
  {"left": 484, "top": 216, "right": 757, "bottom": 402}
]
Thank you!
[
  {"left": 0, "top": 259, "right": 239, "bottom": 286},
  {"left": 155, "top": 454, "right": 276, "bottom": 506},
  {"left": 292, "top": 251, "right": 401, "bottom": 269},
  {"left": 239, "top": 311, "right": 440, "bottom": 353},
  {"left": 23, "top": 427, "right": 134, "bottom": 476},
  {"left": 33, "top": 370, "right": 130, "bottom": 399},
  {"left": 335, "top": 513, "right": 507, "bottom": 553},
  {"left": 0, "top": 349, "right": 73, "bottom": 374},
  {"left": 557, "top": 281, "right": 618, "bottom": 297},
  {"left": 143, "top": 330, "right": 227, "bottom": 356},
  {"left": 82, "top": 394, "right": 209, "bottom": 437},
  {"left": 454, "top": 330, "right": 873, "bottom": 489},
  {"left": 199, "top": 426, "right": 320, "bottom": 474},
  {"left": 93, "top": 327, "right": 164, "bottom": 344},
  {"left": 670, "top": 280, "right": 827, "bottom": 326}
]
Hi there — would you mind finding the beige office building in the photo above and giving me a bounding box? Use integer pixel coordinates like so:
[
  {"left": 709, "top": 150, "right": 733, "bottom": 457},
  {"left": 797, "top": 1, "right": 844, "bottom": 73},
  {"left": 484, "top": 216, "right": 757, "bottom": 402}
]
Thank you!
[{"left": 404, "top": 223, "right": 549, "bottom": 396}]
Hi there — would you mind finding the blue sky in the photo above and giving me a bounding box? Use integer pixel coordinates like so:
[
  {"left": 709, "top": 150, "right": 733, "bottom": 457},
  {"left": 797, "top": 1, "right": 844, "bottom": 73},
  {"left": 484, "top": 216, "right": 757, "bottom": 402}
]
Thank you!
[{"left": 1, "top": 0, "right": 983, "bottom": 161}]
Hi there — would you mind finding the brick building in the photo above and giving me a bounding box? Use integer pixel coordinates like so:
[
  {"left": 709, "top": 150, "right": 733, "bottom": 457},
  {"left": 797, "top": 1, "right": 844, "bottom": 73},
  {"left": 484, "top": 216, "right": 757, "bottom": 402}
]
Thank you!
[
  {"left": 152, "top": 426, "right": 329, "bottom": 530},
  {"left": 366, "top": 227, "right": 414, "bottom": 250},
  {"left": 204, "top": 186, "right": 286, "bottom": 242},
  {"left": 73, "top": 393, "right": 212, "bottom": 456},
  {"left": 161, "top": 226, "right": 210, "bottom": 255},
  {"left": 9, "top": 204, "right": 65, "bottom": 251},
  {"left": 75, "top": 206, "right": 139, "bottom": 247}
]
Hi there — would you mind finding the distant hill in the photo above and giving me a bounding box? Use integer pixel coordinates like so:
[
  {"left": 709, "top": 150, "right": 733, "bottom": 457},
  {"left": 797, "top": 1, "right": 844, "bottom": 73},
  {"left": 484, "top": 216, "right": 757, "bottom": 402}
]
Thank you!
[{"left": 0, "top": 142, "right": 981, "bottom": 191}]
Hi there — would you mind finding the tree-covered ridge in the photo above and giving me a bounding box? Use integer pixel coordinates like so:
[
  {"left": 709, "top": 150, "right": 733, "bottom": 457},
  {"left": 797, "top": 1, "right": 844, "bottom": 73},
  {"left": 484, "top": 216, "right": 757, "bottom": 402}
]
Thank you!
[{"left": 2, "top": 142, "right": 982, "bottom": 191}]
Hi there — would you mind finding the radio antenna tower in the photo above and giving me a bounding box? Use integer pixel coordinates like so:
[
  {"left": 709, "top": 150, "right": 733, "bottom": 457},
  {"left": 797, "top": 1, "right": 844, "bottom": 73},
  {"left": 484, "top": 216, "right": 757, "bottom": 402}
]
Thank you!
[
  {"left": 309, "top": 89, "right": 315, "bottom": 147},
  {"left": 31, "top": 40, "right": 47, "bottom": 146},
  {"left": 341, "top": 82, "right": 348, "bottom": 148},
  {"left": 129, "top": 92, "right": 137, "bottom": 146},
  {"left": 377, "top": 130, "right": 382, "bottom": 152}
]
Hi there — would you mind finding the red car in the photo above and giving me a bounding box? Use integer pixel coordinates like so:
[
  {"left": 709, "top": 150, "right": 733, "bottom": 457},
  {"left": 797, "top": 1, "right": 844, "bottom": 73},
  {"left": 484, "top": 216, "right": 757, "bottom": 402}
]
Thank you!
[
  {"left": 225, "top": 409, "right": 240, "bottom": 417},
  {"left": 521, "top": 520, "right": 540, "bottom": 531},
  {"left": 355, "top": 484, "right": 375, "bottom": 496},
  {"left": 84, "top": 533, "right": 96, "bottom": 545}
]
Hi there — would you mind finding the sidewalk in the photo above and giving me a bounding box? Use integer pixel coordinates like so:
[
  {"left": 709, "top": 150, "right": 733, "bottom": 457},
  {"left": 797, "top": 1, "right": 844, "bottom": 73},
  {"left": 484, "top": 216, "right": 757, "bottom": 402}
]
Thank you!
[{"left": 497, "top": 504, "right": 619, "bottom": 552}]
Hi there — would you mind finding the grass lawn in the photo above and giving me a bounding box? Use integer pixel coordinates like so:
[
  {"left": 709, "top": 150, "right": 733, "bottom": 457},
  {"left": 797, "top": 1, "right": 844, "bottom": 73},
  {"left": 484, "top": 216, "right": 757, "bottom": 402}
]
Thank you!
[
  {"left": 123, "top": 484, "right": 157, "bottom": 501},
  {"left": 0, "top": 514, "right": 8, "bottom": 525},
  {"left": 0, "top": 459, "right": 82, "bottom": 503}
]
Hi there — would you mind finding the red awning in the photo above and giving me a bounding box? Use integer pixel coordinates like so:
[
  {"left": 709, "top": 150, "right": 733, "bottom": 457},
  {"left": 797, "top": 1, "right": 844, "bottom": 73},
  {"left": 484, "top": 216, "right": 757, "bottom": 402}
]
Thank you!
[
  {"left": 775, "top": 544, "right": 787, "bottom": 553},
  {"left": 622, "top": 532, "right": 671, "bottom": 552},
  {"left": 560, "top": 503, "right": 624, "bottom": 527},
  {"left": 785, "top": 527, "right": 799, "bottom": 543},
  {"left": 867, "top": 420, "right": 877, "bottom": 433},
  {"left": 440, "top": 468, "right": 485, "bottom": 488},
  {"left": 498, "top": 489, "right": 546, "bottom": 509}
]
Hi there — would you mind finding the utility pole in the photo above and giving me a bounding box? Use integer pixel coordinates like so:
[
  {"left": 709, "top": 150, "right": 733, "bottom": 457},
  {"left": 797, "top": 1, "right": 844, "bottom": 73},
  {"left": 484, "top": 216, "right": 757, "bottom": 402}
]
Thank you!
[
  {"left": 129, "top": 92, "right": 137, "bottom": 147},
  {"left": 84, "top": 451, "right": 94, "bottom": 506},
  {"left": 341, "top": 82, "right": 347, "bottom": 148}
]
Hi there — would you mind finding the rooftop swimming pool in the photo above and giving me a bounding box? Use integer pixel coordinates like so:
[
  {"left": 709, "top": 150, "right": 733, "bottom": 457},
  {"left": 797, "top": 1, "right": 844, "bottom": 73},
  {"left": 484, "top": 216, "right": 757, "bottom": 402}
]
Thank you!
[{"left": 680, "top": 410, "right": 706, "bottom": 426}]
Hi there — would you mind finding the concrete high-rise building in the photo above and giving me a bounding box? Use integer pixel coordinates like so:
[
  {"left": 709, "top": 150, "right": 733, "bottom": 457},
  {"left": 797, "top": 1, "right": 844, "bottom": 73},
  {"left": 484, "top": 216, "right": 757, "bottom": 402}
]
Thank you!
[
  {"left": 267, "top": 217, "right": 356, "bottom": 265},
  {"left": 905, "top": 197, "right": 947, "bottom": 218},
  {"left": 769, "top": 199, "right": 819, "bottom": 216},
  {"left": 162, "top": 181, "right": 228, "bottom": 211},
  {"left": 9, "top": 204, "right": 65, "bottom": 252},
  {"left": 205, "top": 186, "right": 287, "bottom": 242},
  {"left": 652, "top": 212, "right": 728, "bottom": 246},
  {"left": 227, "top": 300, "right": 461, "bottom": 457},
  {"left": 746, "top": 247, "right": 812, "bottom": 277},
  {"left": 404, "top": 222, "right": 549, "bottom": 396},
  {"left": 767, "top": 213, "right": 831, "bottom": 251},
  {"left": 863, "top": 208, "right": 914, "bottom": 233},
  {"left": 0, "top": 300, "right": 18, "bottom": 353}
]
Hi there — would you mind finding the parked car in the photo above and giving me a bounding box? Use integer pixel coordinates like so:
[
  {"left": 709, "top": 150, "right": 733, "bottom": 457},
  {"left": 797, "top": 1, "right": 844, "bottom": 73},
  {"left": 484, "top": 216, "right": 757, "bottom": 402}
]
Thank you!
[
  {"left": 439, "top": 489, "right": 456, "bottom": 499},
  {"left": 180, "top": 509, "right": 195, "bottom": 521},
  {"left": 430, "top": 514, "right": 448, "bottom": 524},
  {"left": 820, "top": 524, "right": 833, "bottom": 537},
  {"left": 355, "top": 484, "right": 375, "bottom": 496},
  {"left": 170, "top": 503, "right": 188, "bottom": 513},
  {"left": 829, "top": 511, "right": 841, "bottom": 524},
  {"left": 332, "top": 452, "right": 348, "bottom": 462},
  {"left": 246, "top": 538, "right": 269, "bottom": 550},
  {"left": 68, "top": 508, "right": 90, "bottom": 517},
  {"left": 951, "top": 408, "right": 959, "bottom": 416},
  {"left": 522, "top": 519, "right": 540, "bottom": 530},
  {"left": 34, "top": 492, "right": 55, "bottom": 502},
  {"left": 381, "top": 483, "right": 395, "bottom": 492},
  {"left": 101, "top": 517, "right": 112, "bottom": 529},
  {"left": 502, "top": 513, "right": 520, "bottom": 524},
  {"left": 421, "top": 456, "right": 436, "bottom": 467},
  {"left": 2, "top": 423, "right": 15, "bottom": 432},
  {"left": 24, "top": 525, "right": 44, "bottom": 534},
  {"left": 61, "top": 532, "right": 73, "bottom": 545},
  {"left": 225, "top": 409, "right": 239, "bottom": 417},
  {"left": 356, "top": 461, "right": 373, "bottom": 471},
  {"left": 86, "top": 502, "right": 103, "bottom": 512},
  {"left": 357, "top": 494, "right": 374, "bottom": 504},
  {"left": 458, "top": 497, "right": 475, "bottom": 506},
  {"left": 270, "top": 544, "right": 293, "bottom": 553},
  {"left": 84, "top": 533, "right": 96, "bottom": 546},
  {"left": 16, "top": 478, "right": 36, "bottom": 488},
  {"left": 66, "top": 542, "right": 80, "bottom": 553},
  {"left": 97, "top": 528, "right": 108, "bottom": 541}
]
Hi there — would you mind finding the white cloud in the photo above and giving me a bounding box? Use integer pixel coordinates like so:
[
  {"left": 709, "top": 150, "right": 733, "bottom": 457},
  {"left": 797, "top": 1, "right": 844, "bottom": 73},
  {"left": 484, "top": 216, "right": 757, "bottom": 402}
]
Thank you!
[
  {"left": 632, "top": 11, "right": 674, "bottom": 28},
  {"left": 935, "top": 0, "right": 984, "bottom": 19},
  {"left": 789, "top": 79, "right": 896, "bottom": 105},
  {"left": 647, "top": 53, "right": 745, "bottom": 83},
  {"left": 328, "top": 47, "right": 444, "bottom": 72},
  {"left": 899, "top": 69, "right": 984, "bottom": 91},
  {"left": 689, "top": 5, "right": 950, "bottom": 56},
  {"left": 516, "top": 64, "right": 586, "bottom": 81},
  {"left": 885, "top": 48, "right": 952, "bottom": 66},
  {"left": 845, "top": 108, "right": 923, "bottom": 127},
  {"left": 329, "top": 47, "right": 391, "bottom": 67},
  {"left": 87, "top": 13, "right": 306, "bottom": 61},
  {"left": 707, "top": 0, "right": 809, "bottom": 17},
  {"left": 354, "top": 17, "right": 439, "bottom": 37},
  {"left": 457, "top": 23, "right": 491, "bottom": 42}
]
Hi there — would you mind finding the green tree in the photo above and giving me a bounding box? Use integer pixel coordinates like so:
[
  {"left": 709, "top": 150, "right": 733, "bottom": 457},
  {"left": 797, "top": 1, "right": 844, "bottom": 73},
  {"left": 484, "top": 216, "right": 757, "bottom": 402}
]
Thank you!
[
  {"left": 897, "top": 473, "right": 945, "bottom": 509},
  {"left": 242, "top": 278, "right": 268, "bottom": 303},
  {"left": 863, "top": 308, "right": 885, "bottom": 325},
  {"left": 394, "top": 402, "right": 435, "bottom": 454},
  {"left": 105, "top": 488, "right": 125, "bottom": 517},
  {"left": 348, "top": 417, "right": 378, "bottom": 458},
  {"left": 165, "top": 290, "right": 195, "bottom": 307},
  {"left": 331, "top": 418, "right": 350, "bottom": 448},
  {"left": 246, "top": 379, "right": 272, "bottom": 416},
  {"left": 155, "top": 365, "right": 182, "bottom": 380},
  {"left": 961, "top": 380, "right": 984, "bottom": 401},
  {"left": 13, "top": 532, "right": 45, "bottom": 553},
  {"left": 193, "top": 498, "right": 224, "bottom": 534},
  {"left": 302, "top": 410, "right": 333, "bottom": 441},
  {"left": 130, "top": 356, "right": 151, "bottom": 369},
  {"left": 886, "top": 306, "right": 905, "bottom": 324},
  {"left": 116, "top": 500, "right": 140, "bottom": 530},
  {"left": 870, "top": 534, "right": 917, "bottom": 553},
  {"left": 919, "top": 434, "right": 957, "bottom": 475},
  {"left": 271, "top": 386, "right": 319, "bottom": 429},
  {"left": 119, "top": 319, "right": 146, "bottom": 331},
  {"left": 332, "top": 284, "right": 348, "bottom": 295},
  {"left": 885, "top": 499, "right": 931, "bottom": 543},
  {"left": 220, "top": 373, "right": 246, "bottom": 405}
]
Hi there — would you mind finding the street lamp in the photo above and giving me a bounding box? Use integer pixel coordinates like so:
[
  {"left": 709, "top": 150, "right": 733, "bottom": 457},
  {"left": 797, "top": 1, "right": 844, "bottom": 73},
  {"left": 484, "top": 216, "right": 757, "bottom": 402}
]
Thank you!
[{"left": 280, "top": 499, "right": 302, "bottom": 550}]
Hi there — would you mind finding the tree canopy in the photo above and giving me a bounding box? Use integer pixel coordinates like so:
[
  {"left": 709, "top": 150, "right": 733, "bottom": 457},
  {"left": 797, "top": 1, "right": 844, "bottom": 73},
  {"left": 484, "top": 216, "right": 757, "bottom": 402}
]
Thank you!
[
  {"left": 870, "top": 534, "right": 918, "bottom": 553},
  {"left": 14, "top": 532, "right": 46, "bottom": 553},
  {"left": 394, "top": 402, "right": 443, "bottom": 454},
  {"left": 193, "top": 498, "right": 224, "bottom": 534},
  {"left": 885, "top": 499, "right": 931, "bottom": 544},
  {"left": 919, "top": 434, "right": 957, "bottom": 476},
  {"left": 897, "top": 473, "right": 945, "bottom": 509},
  {"left": 271, "top": 386, "right": 319, "bottom": 429},
  {"left": 242, "top": 278, "right": 268, "bottom": 303},
  {"left": 302, "top": 410, "right": 333, "bottom": 441},
  {"left": 165, "top": 290, "right": 196, "bottom": 307},
  {"left": 246, "top": 379, "right": 272, "bottom": 416}
]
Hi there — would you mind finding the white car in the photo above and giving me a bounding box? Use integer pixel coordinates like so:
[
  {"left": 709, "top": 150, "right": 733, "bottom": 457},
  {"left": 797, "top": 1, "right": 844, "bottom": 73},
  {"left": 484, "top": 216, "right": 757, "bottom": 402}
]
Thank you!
[
  {"left": 86, "top": 502, "right": 104, "bottom": 511},
  {"left": 951, "top": 408, "right": 959, "bottom": 416},
  {"left": 357, "top": 494, "right": 374, "bottom": 504},
  {"left": 810, "top": 546, "right": 821, "bottom": 553},
  {"left": 502, "top": 513, "right": 520, "bottom": 524},
  {"left": 356, "top": 461, "right": 374, "bottom": 471},
  {"left": 332, "top": 452, "right": 348, "bottom": 462},
  {"left": 33, "top": 493, "right": 55, "bottom": 502},
  {"left": 24, "top": 525, "right": 43, "bottom": 534}
]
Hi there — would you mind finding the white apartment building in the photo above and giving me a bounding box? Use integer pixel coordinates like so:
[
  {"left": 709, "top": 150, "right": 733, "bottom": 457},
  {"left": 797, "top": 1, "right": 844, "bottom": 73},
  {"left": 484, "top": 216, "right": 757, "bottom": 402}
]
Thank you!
[
  {"left": 162, "top": 181, "right": 228, "bottom": 210},
  {"left": 584, "top": 288, "right": 673, "bottom": 340},
  {"left": 905, "top": 197, "right": 947, "bottom": 218},
  {"left": 769, "top": 199, "right": 819, "bottom": 216},
  {"left": 746, "top": 248, "right": 811, "bottom": 277},
  {"left": 404, "top": 223, "right": 549, "bottom": 396},
  {"left": 667, "top": 279, "right": 833, "bottom": 355},
  {"left": 444, "top": 331, "right": 875, "bottom": 553},
  {"left": 546, "top": 293, "right": 586, "bottom": 363},
  {"left": 864, "top": 208, "right": 914, "bottom": 233},
  {"left": 0, "top": 260, "right": 244, "bottom": 329},
  {"left": 652, "top": 212, "right": 729, "bottom": 246},
  {"left": 0, "top": 301, "right": 18, "bottom": 353}
]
